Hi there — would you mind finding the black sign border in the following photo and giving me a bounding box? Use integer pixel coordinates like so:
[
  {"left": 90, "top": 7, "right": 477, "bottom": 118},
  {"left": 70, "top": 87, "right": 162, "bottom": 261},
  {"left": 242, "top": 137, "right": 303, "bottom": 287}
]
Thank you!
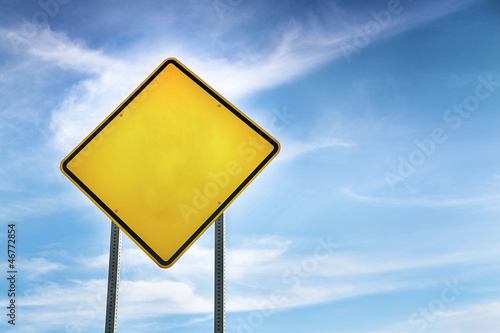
[{"left": 61, "top": 58, "right": 280, "bottom": 267}]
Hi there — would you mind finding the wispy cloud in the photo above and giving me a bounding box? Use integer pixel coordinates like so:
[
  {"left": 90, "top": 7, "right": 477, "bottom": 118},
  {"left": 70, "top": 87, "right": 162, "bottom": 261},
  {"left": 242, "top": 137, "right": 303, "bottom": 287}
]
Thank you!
[
  {"left": 341, "top": 187, "right": 500, "bottom": 207},
  {"left": 1, "top": 0, "right": 481, "bottom": 157},
  {"left": 0, "top": 189, "right": 91, "bottom": 220},
  {"left": 119, "top": 279, "right": 212, "bottom": 315},
  {"left": 6, "top": 232, "right": 497, "bottom": 332},
  {"left": 276, "top": 137, "right": 355, "bottom": 162},
  {"left": 5, "top": 26, "right": 348, "bottom": 154},
  {"left": 19, "top": 257, "right": 67, "bottom": 280},
  {"left": 313, "top": 250, "right": 495, "bottom": 278},
  {"left": 6, "top": 279, "right": 107, "bottom": 333},
  {"left": 385, "top": 0, "right": 481, "bottom": 37},
  {"left": 365, "top": 302, "right": 500, "bottom": 333}
]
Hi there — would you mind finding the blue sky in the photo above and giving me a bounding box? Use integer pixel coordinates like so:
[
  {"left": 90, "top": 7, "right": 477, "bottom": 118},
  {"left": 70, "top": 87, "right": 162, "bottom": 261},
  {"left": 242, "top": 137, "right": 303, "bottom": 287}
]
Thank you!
[{"left": 1, "top": 0, "right": 500, "bottom": 332}]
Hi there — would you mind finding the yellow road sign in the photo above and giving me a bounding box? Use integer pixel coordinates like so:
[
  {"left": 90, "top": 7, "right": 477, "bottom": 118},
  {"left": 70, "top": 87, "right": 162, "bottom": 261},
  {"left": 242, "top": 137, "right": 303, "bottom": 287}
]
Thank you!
[{"left": 61, "top": 58, "right": 280, "bottom": 268}]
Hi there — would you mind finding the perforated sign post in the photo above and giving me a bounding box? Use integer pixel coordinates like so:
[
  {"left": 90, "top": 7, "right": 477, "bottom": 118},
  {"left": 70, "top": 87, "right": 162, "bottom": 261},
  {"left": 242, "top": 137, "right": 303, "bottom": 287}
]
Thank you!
[{"left": 61, "top": 58, "right": 280, "bottom": 267}]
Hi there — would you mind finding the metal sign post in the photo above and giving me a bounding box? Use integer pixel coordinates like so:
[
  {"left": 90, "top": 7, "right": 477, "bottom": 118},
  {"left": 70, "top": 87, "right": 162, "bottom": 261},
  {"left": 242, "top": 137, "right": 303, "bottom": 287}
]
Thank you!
[
  {"left": 105, "top": 222, "right": 122, "bottom": 333},
  {"left": 60, "top": 57, "right": 280, "bottom": 332},
  {"left": 103, "top": 215, "right": 225, "bottom": 333},
  {"left": 214, "top": 213, "right": 225, "bottom": 333}
]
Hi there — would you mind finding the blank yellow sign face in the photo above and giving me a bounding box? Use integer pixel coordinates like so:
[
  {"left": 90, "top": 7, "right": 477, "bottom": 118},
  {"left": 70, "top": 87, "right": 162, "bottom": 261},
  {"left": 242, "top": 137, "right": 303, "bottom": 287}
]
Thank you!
[{"left": 61, "top": 58, "right": 280, "bottom": 268}]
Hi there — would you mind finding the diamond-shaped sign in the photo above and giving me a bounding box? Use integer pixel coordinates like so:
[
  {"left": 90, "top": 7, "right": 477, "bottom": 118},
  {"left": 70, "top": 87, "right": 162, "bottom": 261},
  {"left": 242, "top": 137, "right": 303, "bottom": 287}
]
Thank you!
[{"left": 61, "top": 58, "right": 280, "bottom": 268}]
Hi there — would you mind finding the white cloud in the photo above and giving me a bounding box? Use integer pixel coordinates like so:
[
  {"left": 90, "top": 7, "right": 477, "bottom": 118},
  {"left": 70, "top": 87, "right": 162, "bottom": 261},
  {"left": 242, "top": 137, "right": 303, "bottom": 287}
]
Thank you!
[
  {"left": 226, "top": 236, "right": 291, "bottom": 281},
  {"left": 13, "top": 25, "right": 348, "bottom": 154},
  {"left": 175, "top": 22, "right": 347, "bottom": 101},
  {"left": 0, "top": 0, "right": 482, "bottom": 153},
  {"left": 4, "top": 233, "right": 497, "bottom": 332},
  {"left": 428, "top": 302, "right": 500, "bottom": 333},
  {"left": 119, "top": 279, "right": 212, "bottom": 316},
  {"left": 0, "top": 189, "right": 89, "bottom": 220},
  {"left": 2, "top": 0, "right": 478, "bottom": 158},
  {"left": 228, "top": 280, "right": 411, "bottom": 314},
  {"left": 18, "top": 257, "right": 67, "bottom": 280},
  {"left": 9, "top": 279, "right": 107, "bottom": 333},
  {"left": 314, "top": 249, "right": 500, "bottom": 280},
  {"left": 276, "top": 137, "right": 355, "bottom": 162},
  {"left": 365, "top": 302, "right": 500, "bottom": 333},
  {"left": 385, "top": 0, "right": 480, "bottom": 37},
  {"left": 24, "top": 30, "right": 112, "bottom": 74},
  {"left": 341, "top": 187, "right": 500, "bottom": 207}
]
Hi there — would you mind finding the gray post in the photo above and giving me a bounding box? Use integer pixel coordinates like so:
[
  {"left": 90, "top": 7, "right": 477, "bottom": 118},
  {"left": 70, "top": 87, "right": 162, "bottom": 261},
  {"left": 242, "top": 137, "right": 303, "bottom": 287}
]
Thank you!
[
  {"left": 105, "top": 222, "right": 122, "bottom": 333},
  {"left": 214, "top": 213, "right": 225, "bottom": 333}
]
